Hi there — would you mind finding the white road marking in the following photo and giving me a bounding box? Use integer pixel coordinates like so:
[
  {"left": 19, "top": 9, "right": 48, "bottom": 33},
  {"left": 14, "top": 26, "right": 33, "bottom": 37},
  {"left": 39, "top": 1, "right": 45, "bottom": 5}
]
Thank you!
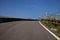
[{"left": 39, "top": 21, "right": 60, "bottom": 40}]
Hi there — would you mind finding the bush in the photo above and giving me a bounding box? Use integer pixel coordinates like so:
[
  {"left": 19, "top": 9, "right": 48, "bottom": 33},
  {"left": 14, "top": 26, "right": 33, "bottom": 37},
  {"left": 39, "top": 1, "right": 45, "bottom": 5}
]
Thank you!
[
  {"left": 0, "top": 19, "right": 3, "bottom": 22},
  {"left": 46, "top": 22, "right": 55, "bottom": 28},
  {"left": 41, "top": 20, "right": 55, "bottom": 28},
  {"left": 57, "top": 25, "right": 60, "bottom": 33}
]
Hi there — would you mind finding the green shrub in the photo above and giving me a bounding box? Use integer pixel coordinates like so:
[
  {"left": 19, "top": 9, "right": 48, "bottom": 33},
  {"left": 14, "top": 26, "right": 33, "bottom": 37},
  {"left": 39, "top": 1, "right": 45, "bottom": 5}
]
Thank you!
[
  {"left": 57, "top": 25, "right": 60, "bottom": 33},
  {"left": 0, "top": 19, "right": 3, "bottom": 22},
  {"left": 41, "top": 20, "right": 55, "bottom": 28},
  {"left": 47, "top": 22, "right": 55, "bottom": 28}
]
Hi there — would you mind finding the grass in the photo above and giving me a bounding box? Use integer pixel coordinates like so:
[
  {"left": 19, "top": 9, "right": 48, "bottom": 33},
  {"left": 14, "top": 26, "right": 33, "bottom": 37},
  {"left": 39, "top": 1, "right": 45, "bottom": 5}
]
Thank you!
[
  {"left": 41, "top": 20, "right": 60, "bottom": 33},
  {"left": 57, "top": 25, "right": 60, "bottom": 33},
  {"left": 41, "top": 20, "right": 55, "bottom": 28}
]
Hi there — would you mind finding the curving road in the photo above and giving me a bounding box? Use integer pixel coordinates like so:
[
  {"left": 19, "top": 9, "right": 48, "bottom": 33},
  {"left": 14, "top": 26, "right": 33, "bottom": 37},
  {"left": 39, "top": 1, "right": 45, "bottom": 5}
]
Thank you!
[{"left": 0, "top": 21, "right": 56, "bottom": 40}]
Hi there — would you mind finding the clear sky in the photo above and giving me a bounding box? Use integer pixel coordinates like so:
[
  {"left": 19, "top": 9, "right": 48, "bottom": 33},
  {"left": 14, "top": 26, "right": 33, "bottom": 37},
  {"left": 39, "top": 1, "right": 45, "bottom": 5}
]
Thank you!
[{"left": 0, "top": 0, "right": 60, "bottom": 18}]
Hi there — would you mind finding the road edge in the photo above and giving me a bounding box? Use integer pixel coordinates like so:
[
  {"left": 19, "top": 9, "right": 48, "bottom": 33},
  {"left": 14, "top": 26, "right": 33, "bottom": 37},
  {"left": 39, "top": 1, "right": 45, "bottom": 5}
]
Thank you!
[{"left": 39, "top": 21, "right": 60, "bottom": 40}]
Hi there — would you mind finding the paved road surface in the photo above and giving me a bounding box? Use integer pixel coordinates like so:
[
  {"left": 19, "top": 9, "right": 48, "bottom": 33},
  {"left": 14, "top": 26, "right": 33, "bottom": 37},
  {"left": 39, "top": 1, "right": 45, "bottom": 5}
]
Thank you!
[{"left": 0, "top": 21, "right": 56, "bottom": 40}]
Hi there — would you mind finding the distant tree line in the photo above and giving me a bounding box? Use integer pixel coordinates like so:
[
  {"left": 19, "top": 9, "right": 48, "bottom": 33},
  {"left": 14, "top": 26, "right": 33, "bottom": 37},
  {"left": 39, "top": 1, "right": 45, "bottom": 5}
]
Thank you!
[{"left": 0, "top": 18, "right": 39, "bottom": 23}]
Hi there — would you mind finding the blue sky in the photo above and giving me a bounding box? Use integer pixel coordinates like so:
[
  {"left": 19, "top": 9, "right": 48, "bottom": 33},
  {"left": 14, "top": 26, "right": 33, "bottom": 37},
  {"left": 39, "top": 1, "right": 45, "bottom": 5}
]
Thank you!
[{"left": 0, "top": 0, "right": 60, "bottom": 18}]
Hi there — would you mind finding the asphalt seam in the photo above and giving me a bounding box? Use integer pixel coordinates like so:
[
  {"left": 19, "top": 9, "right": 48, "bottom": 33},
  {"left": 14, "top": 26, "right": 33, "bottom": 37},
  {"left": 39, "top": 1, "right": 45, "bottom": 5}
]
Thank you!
[{"left": 39, "top": 21, "right": 60, "bottom": 40}]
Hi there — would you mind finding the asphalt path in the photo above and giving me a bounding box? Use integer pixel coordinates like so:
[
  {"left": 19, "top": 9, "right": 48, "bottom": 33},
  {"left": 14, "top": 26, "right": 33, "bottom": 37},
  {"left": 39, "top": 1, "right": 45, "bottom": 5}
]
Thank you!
[{"left": 0, "top": 21, "right": 56, "bottom": 40}]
